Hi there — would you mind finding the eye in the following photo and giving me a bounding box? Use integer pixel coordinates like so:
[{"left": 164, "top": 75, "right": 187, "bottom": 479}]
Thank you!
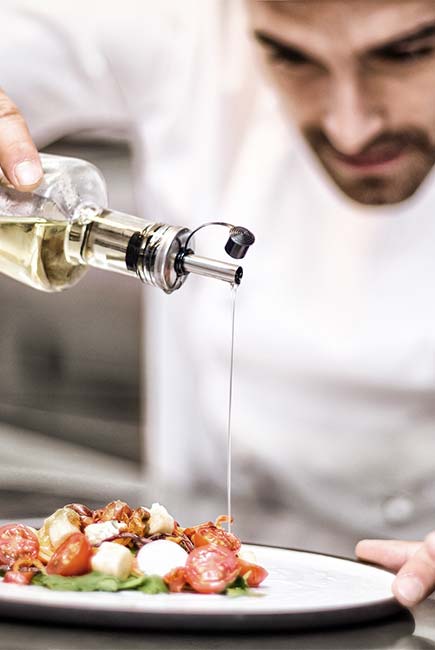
[
  {"left": 267, "top": 45, "right": 311, "bottom": 67},
  {"left": 254, "top": 32, "right": 314, "bottom": 69},
  {"left": 373, "top": 43, "right": 435, "bottom": 64}
]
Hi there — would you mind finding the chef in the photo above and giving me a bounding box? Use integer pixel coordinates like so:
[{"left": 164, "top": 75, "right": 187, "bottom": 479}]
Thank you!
[{"left": 0, "top": 0, "right": 435, "bottom": 608}]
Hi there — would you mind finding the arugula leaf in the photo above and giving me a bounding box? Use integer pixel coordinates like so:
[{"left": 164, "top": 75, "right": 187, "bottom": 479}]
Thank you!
[
  {"left": 31, "top": 571, "right": 168, "bottom": 594},
  {"left": 224, "top": 575, "right": 251, "bottom": 597},
  {"left": 224, "top": 575, "right": 264, "bottom": 598},
  {"left": 30, "top": 572, "right": 260, "bottom": 597},
  {"left": 137, "top": 576, "right": 170, "bottom": 594}
]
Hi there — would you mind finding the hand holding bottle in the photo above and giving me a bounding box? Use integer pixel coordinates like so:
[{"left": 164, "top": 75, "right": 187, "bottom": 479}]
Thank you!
[{"left": 0, "top": 88, "right": 43, "bottom": 191}]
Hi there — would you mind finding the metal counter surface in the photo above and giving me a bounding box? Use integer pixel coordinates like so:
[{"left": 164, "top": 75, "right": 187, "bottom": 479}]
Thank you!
[{"left": 0, "top": 602, "right": 433, "bottom": 649}]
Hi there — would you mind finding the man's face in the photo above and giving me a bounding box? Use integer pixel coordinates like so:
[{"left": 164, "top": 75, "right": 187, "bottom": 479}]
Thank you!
[{"left": 248, "top": 1, "right": 435, "bottom": 205}]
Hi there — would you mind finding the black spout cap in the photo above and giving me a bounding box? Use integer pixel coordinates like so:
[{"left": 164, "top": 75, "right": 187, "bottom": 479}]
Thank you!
[{"left": 224, "top": 226, "right": 255, "bottom": 259}]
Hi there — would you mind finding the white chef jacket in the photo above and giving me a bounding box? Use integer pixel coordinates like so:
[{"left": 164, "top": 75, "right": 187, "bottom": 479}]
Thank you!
[{"left": 3, "top": 0, "right": 435, "bottom": 554}]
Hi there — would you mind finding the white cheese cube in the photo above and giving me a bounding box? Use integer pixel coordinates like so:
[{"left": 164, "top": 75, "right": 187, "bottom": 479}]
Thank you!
[
  {"left": 48, "top": 508, "right": 81, "bottom": 549},
  {"left": 91, "top": 542, "right": 133, "bottom": 580},
  {"left": 147, "top": 503, "right": 174, "bottom": 535},
  {"left": 85, "top": 520, "right": 125, "bottom": 546}
]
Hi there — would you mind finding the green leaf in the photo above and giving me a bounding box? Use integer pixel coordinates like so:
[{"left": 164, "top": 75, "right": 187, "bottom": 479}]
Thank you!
[
  {"left": 31, "top": 571, "right": 168, "bottom": 594},
  {"left": 224, "top": 575, "right": 251, "bottom": 598},
  {"left": 224, "top": 575, "right": 263, "bottom": 598},
  {"left": 137, "top": 575, "right": 169, "bottom": 594}
]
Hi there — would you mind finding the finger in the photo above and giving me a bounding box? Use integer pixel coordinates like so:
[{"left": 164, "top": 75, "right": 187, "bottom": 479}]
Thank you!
[
  {"left": 392, "top": 532, "right": 435, "bottom": 607},
  {"left": 0, "top": 88, "right": 43, "bottom": 191},
  {"left": 355, "top": 539, "right": 423, "bottom": 572}
]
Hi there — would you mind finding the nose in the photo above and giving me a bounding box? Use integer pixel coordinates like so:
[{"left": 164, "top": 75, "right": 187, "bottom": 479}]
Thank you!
[{"left": 322, "top": 74, "right": 385, "bottom": 155}]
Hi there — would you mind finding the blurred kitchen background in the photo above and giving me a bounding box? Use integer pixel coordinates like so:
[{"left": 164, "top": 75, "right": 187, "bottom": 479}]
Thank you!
[{"left": 0, "top": 137, "right": 144, "bottom": 516}]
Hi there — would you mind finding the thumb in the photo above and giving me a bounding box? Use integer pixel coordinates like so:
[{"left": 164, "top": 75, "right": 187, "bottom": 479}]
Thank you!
[
  {"left": 393, "top": 532, "right": 435, "bottom": 607},
  {"left": 0, "top": 88, "right": 43, "bottom": 191}
]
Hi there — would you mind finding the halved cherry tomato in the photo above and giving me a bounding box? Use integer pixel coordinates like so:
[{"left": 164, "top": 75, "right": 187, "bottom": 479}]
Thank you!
[
  {"left": 186, "top": 524, "right": 241, "bottom": 553},
  {"left": 237, "top": 558, "right": 268, "bottom": 587},
  {"left": 46, "top": 532, "right": 92, "bottom": 576},
  {"left": 0, "top": 524, "right": 39, "bottom": 568},
  {"left": 163, "top": 566, "right": 187, "bottom": 593},
  {"left": 185, "top": 545, "right": 239, "bottom": 594},
  {"left": 3, "top": 570, "right": 33, "bottom": 585}
]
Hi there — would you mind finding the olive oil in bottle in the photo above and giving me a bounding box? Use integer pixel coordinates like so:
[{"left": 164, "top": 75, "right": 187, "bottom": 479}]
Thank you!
[{"left": 0, "top": 154, "right": 245, "bottom": 293}]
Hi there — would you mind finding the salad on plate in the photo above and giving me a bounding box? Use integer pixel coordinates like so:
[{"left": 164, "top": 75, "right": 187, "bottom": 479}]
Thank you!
[{"left": 0, "top": 500, "right": 268, "bottom": 596}]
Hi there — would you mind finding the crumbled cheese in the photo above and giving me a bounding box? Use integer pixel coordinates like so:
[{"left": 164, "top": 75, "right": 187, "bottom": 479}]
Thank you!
[
  {"left": 147, "top": 503, "right": 174, "bottom": 536},
  {"left": 91, "top": 541, "right": 133, "bottom": 580},
  {"left": 238, "top": 546, "right": 257, "bottom": 564},
  {"left": 85, "top": 520, "right": 126, "bottom": 546}
]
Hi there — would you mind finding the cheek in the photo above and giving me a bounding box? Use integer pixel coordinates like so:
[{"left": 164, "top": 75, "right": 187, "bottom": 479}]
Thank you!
[
  {"left": 403, "top": 82, "right": 435, "bottom": 137},
  {"left": 371, "top": 69, "right": 435, "bottom": 133}
]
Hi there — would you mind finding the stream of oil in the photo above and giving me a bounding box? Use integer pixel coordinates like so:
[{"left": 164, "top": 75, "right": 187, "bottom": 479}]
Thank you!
[{"left": 226, "top": 283, "right": 238, "bottom": 534}]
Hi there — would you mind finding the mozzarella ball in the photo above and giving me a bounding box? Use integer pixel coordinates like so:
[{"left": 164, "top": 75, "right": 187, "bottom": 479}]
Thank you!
[{"left": 136, "top": 540, "right": 188, "bottom": 577}]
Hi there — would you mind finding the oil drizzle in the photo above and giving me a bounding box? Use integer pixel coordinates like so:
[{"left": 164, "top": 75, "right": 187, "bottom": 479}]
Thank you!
[{"left": 227, "top": 283, "right": 238, "bottom": 534}]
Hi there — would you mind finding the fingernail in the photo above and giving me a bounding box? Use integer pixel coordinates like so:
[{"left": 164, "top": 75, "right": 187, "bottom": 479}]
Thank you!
[
  {"left": 14, "top": 160, "right": 42, "bottom": 187},
  {"left": 395, "top": 575, "right": 424, "bottom": 605}
]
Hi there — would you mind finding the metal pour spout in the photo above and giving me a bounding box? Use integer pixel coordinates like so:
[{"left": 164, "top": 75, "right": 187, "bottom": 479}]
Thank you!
[
  {"left": 177, "top": 222, "right": 254, "bottom": 286},
  {"left": 181, "top": 252, "right": 243, "bottom": 285},
  {"left": 116, "top": 219, "right": 253, "bottom": 293}
]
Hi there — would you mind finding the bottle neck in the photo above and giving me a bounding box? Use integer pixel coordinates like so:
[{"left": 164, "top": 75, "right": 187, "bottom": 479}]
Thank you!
[{"left": 65, "top": 208, "right": 191, "bottom": 293}]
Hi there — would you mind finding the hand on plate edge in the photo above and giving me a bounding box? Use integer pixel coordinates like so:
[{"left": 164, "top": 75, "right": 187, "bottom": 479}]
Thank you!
[{"left": 355, "top": 532, "right": 435, "bottom": 607}]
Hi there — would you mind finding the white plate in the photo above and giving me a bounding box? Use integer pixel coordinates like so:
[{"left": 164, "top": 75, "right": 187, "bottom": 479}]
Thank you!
[{"left": 0, "top": 545, "right": 402, "bottom": 631}]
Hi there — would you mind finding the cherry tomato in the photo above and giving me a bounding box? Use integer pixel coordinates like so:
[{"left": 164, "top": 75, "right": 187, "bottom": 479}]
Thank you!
[
  {"left": 0, "top": 524, "right": 39, "bottom": 568},
  {"left": 185, "top": 545, "right": 239, "bottom": 594},
  {"left": 163, "top": 566, "right": 187, "bottom": 593},
  {"left": 46, "top": 532, "right": 92, "bottom": 576},
  {"left": 3, "top": 570, "right": 33, "bottom": 585},
  {"left": 188, "top": 524, "right": 241, "bottom": 553},
  {"left": 237, "top": 558, "right": 268, "bottom": 587}
]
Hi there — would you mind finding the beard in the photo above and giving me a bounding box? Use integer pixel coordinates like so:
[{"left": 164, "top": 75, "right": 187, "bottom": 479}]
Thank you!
[{"left": 302, "top": 127, "right": 435, "bottom": 205}]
